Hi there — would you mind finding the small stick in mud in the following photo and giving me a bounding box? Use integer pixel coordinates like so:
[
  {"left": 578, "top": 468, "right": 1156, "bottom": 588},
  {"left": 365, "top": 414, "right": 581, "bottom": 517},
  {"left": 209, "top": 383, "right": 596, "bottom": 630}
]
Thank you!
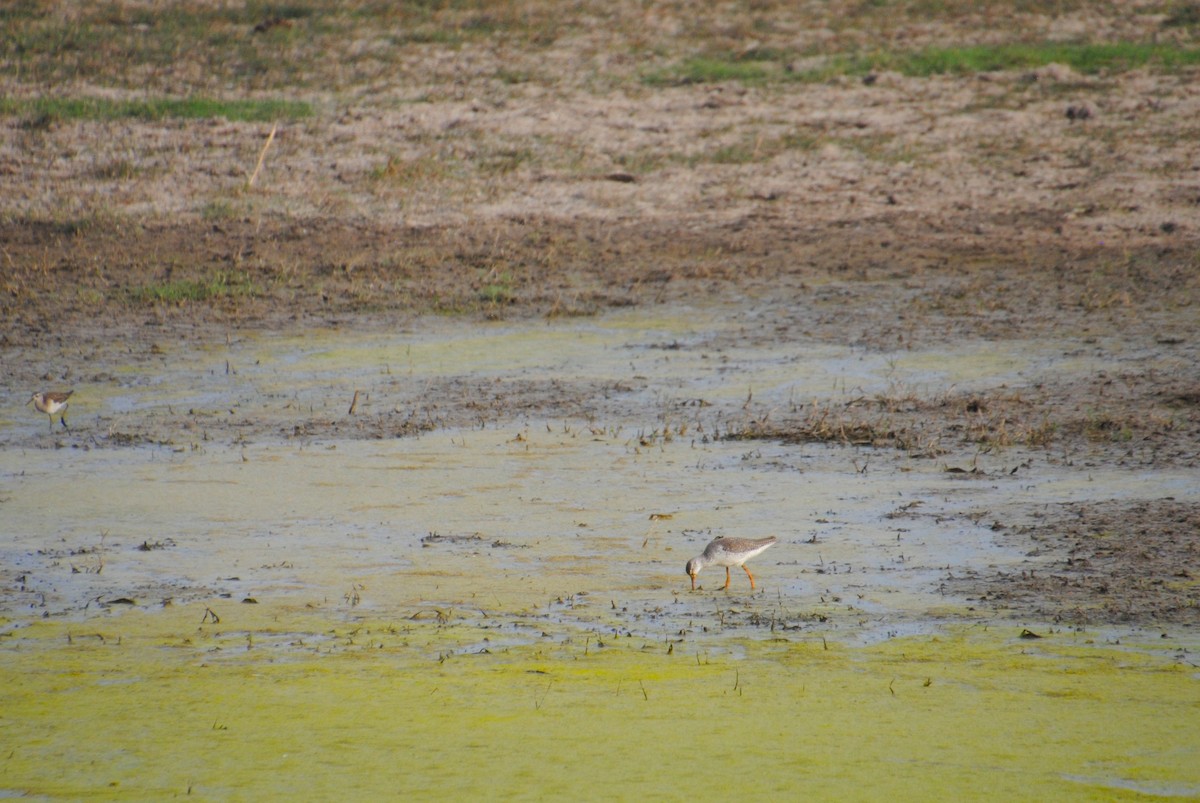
[
  {"left": 534, "top": 680, "right": 553, "bottom": 710},
  {"left": 348, "top": 390, "right": 361, "bottom": 415},
  {"left": 246, "top": 122, "right": 278, "bottom": 188}
]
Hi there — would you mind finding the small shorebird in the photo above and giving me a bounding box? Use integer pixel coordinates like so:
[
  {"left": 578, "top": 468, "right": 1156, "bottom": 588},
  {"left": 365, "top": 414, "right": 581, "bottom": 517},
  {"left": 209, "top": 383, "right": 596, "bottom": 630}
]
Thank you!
[
  {"left": 686, "top": 535, "right": 778, "bottom": 591},
  {"left": 27, "top": 391, "right": 73, "bottom": 431}
]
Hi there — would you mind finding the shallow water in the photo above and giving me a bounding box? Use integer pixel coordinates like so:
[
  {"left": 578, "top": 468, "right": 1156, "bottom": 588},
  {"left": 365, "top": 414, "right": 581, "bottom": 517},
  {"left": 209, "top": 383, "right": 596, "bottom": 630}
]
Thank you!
[{"left": 2, "top": 306, "right": 1197, "bottom": 799}]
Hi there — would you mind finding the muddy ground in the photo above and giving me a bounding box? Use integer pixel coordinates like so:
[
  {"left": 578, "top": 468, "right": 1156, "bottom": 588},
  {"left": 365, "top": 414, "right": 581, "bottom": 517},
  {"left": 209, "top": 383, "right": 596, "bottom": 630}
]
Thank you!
[{"left": 1, "top": 2, "right": 1198, "bottom": 629}]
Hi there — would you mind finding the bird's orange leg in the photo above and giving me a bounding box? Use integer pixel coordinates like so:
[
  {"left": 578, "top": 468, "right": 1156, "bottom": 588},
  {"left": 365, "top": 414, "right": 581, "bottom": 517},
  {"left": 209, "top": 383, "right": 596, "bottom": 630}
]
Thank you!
[
  {"left": 723, "top": 567, "right": 731, "bottom": 590},
  {"left": 743, "top": 565, "right": 756, "bottom": 589}
]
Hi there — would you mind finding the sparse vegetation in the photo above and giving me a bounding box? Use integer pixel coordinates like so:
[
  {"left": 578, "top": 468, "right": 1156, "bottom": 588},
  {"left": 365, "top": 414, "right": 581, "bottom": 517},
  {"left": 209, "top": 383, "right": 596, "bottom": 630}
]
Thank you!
[
  {"left": 642, "top": 57, "right": 771, "bottom": 86},
  {"left": 645, "top": 42, "right": 1200, "bottom": 86},
  {"left": 721, "top": 381, "right": 1192, "bottom": 461},
  {"left": 0, "top": 96, "right": 312, "bottom": 123},
  {"left": 88, "top": 158, "right": 140, "bottom": 181},
  {"left": 847, "top": 42, "right": 1200, "bottom": 77},
  {"left": 128, "top": 271, "right": 258, "bottom": 305},
  {"left": 372, "top": 155, "right": 452, "bottom": 185},
  {"left": 5, "top": 0, "right": 1193, "bottom": 100},
  {"left": 200, "top": 199, "right": 240, "bottom": 220}
]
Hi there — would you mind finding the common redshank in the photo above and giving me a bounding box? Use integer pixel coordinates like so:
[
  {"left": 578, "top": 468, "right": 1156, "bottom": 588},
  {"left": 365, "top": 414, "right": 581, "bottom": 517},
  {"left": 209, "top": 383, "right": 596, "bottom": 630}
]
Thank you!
[{"left": 685, "top": 535, "right": 777, "bottom": 591}]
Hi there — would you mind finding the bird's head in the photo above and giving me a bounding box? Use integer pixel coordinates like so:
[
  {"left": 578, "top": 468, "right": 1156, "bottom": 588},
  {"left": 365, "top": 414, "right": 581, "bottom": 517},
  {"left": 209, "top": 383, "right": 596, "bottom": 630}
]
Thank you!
[{"left": 685, "top": 559, "right": 699, "bottom": 590}]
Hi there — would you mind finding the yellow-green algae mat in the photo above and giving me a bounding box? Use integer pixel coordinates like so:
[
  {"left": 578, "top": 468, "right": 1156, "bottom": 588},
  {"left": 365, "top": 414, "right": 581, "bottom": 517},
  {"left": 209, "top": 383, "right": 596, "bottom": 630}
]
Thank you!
[{"left": 2, "top": 605, "right": 1196, "bottom": 801}]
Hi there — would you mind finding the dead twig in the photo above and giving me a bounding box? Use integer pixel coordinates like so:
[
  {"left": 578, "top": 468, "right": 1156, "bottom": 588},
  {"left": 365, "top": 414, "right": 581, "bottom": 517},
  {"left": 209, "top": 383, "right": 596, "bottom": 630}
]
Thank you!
[{"left": 246, "top": 122, "right": 278, "bottom": 188}]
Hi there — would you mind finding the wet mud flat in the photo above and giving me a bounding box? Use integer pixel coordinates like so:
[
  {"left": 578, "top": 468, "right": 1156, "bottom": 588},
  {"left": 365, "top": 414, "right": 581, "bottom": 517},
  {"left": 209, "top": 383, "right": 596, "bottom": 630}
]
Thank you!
[
  {"left": 4, "top": 287, "right": 1198, "bottom": 628},
  {"left": 2, "top": 302, "right": 1199, "bottom": 799}
]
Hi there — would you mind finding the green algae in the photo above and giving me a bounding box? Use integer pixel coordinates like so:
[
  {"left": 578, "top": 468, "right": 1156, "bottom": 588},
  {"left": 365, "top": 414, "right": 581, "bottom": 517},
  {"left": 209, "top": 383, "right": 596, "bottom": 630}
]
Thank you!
[{"left": 2, "top": 612, "right": 1196, "bottom": 800}]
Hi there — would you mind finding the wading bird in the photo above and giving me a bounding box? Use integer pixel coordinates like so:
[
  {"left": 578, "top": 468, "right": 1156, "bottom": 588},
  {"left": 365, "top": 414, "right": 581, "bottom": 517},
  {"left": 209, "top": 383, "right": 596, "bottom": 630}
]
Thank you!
[
  {"left": 28, "top": 391, "right": 73, "bottom": 431},
  {"left": 686, "top": 535, "right": 777, "bottom": 591}
]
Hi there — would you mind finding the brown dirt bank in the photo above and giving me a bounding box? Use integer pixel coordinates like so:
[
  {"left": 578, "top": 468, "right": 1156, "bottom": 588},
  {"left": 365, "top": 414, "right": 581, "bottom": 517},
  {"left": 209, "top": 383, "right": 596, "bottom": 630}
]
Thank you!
[{"left": 3, "top": 209, "right": 1197, "bottom": 335}]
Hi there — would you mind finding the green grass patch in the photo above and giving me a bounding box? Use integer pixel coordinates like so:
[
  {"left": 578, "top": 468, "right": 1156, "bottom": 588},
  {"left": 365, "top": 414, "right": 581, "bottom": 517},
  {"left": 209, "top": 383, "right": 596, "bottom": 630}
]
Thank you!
[
  {"left": 476, "top": 267, "right": 517, "bottom": 305},
  {"left": 479, "top": 283, "right": 514, "bottom": 304},
  {"left": 128, "top": 271, "right": 259, "bottom": 305},
  {"left": 648, "top": 41, "right": 1200, "bottom": 87},
  {"left": 840, "top": 42, "right": 1200, "bottom": 77},
  {"left": 0, "top": 96, "right": 312, "bottom": 123}
]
